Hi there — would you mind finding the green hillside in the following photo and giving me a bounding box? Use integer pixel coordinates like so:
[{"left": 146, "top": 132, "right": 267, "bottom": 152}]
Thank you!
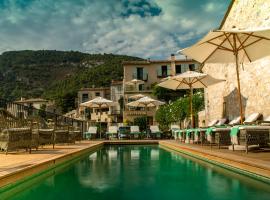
[{"left": 0, "top": 50, "right": 143, "bottom": 112}]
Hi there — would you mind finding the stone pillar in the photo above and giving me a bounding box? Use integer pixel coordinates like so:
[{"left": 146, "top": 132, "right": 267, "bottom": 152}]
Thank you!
[{"left": 170, "top": 54, "right": 176, "bottom": 76}]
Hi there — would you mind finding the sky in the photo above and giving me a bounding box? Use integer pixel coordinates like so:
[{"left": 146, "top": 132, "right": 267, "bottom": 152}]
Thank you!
[{"left": 0, "top": 0, "right": 231, "bottom": 59}]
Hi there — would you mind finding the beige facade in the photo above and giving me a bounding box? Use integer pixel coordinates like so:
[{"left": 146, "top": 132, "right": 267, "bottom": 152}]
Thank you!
[
  {"left": 77, "top": 87, "right": 113, "bottom": 123},
  {"left": 123, "top": 55, "right": 199, "bottom": 123},
  {"left": 201, "top": 0, "right": 270, "bottom": 125}
]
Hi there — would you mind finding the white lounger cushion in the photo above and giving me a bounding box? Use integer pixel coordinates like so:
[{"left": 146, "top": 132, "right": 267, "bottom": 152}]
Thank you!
[
  {"left": 87, "top": 127, "right": 97, "bottom": 134},
  {"left": 216, "top": 118, "right": 227, "bottom": 126},
  {"left": 131, "top": 126, "right": 140, "bottom": 133},
  {"left": 244, "top": 113, "right": 261, "bottom": 123},
  {"left": 150, "top": 126, "right": 160, "bottom": 133},
  {"left": 229, "top": 116, "right": 241, "bottom": 125},
  {"left": 208, "top": 119, "right": 218, "bottom": 127},
  {"left": 108, "top": 126, "right": 118, "bottom": 134}
]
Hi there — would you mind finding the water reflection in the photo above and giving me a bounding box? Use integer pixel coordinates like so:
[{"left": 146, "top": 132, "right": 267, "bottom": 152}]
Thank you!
[{"left": 7, "top": 145, "right": 270, "bottom": 200}]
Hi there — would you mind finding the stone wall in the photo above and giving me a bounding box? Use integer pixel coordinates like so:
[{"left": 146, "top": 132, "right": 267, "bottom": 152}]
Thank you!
[{"left": 202, "top": 0, "right": 270, "bottom": 123}]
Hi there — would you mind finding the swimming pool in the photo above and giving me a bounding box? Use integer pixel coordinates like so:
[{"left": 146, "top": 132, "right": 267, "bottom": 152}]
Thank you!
[{"left": 3, "top": 145, "right": 270, "bottom": 200}]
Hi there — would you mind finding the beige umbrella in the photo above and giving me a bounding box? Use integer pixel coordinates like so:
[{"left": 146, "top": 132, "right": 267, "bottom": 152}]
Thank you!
[
  {"left": 125, "top": 79, "right": 145, "bottom": 85},
  {"left": 158, "top": 71, "right": 224, "bottom": 127},
  {"left": 127, "top": 96, "right": 165, "bottom": 129},
  {"left": 80, "top": 97, "right": 116, "bottom": 138},
  {"left": 128, "top": 94, "right": 145, "bottom": 100},
  {"left": 179, "top": 28, "right": 270, "bottom": 123}
]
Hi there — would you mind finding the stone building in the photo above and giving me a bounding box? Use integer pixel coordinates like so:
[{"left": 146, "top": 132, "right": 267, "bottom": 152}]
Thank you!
[
  {"left": 123, "top": 55, "right": 199, "bottom": 124},
  {"left": 201, "top": 0, "right": 270, "bottom": 125}
]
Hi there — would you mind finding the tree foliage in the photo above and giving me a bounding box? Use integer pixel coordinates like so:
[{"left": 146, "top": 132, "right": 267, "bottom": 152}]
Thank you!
[
  {"left": 155, "top": 92, "right": 204, "bottom": 130},
  {"left": 0, "top": 50, "right": 143, "bottom": 112}
]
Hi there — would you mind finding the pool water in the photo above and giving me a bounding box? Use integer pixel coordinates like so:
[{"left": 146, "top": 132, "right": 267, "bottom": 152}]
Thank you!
[{"left": 6, "top": 145, "right": 270, "bottom": 200}]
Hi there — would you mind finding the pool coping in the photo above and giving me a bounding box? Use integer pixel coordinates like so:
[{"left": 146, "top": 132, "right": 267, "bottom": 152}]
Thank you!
[
  {"left": 159, "top": 141, "right": 270, "bottom": 184},
  {"left": 0, "top": 140, "right": 269, "bottom": 193}
]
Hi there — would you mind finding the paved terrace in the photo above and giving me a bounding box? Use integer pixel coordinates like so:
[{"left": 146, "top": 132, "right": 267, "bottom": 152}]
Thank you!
[{"left": 0, "top": 140, "right": 270, "bottom": 189}]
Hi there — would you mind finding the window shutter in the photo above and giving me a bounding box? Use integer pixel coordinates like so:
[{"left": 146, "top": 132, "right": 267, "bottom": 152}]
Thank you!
[
  {"left": 143, "top": 68, "right": 148, "bottom": 81},
  {"left": 133, "top": 68, "right": 137, "bottom": 79},
  {"left": 156, "top": 66, "right": 162, "bottom": 77},
  {"left": 167, "top": 65, "right": 171, "bottom": 76}
]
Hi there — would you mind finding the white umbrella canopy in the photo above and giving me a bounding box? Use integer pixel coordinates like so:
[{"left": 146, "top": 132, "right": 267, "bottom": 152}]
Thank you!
[
  {"left": 127, "top": 96, "right": 165, "bottom": 108},
  {"left": 80, "top": 97, "right": 116, "bottom": 108},
  {"left": 158, "top": 71, "right": 224, "bottom": 90},
  {"left": 158, "top": 71, "right": 224, "bottom": 128},
  {"left": 80, "top": 97, "right": 116, "bottom": 138},
  {"left": 128, "top": 94, "right": 146, "bottom": 100},
  {"left": 125, "top": 79, "right": 145, "bottom": 86},
  {"left": 179, "top": 28, "right": 270, "bottom": 123},
  {"left": 180, "top": 28, "right": 270, "bottom": 63}
]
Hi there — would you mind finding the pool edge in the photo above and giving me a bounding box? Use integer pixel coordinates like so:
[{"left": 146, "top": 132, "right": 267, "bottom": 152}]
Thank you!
[{"left": 159, "top": 141, "right": 270, "bottom": 185}]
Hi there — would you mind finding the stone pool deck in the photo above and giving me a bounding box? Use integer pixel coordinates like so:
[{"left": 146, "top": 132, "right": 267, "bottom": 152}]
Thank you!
[
  {"left": 0, "top": 140, "right": 269, "bottom": 189},
  {"left": 160, "top": 140, "right": 270, "bottom": 182}
]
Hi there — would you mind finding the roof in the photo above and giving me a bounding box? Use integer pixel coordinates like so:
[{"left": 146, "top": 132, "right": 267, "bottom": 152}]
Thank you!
[
  {"left": 79, "top": 87, "right": 110, "bottom": 92},
  {"left": 15, "top": 98, "right": 48, "bottom": 103},
  {"left": 219, "top": 0, "right": 235, "bottom": 29},
  {"left": 122, "top": 58, "right": 198, "bottom": 66}
]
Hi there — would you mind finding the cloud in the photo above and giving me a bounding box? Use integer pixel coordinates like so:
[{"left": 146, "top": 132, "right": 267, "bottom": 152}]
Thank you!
[{"left": 0, "top": 0, "right": 230, "bottom": 59}]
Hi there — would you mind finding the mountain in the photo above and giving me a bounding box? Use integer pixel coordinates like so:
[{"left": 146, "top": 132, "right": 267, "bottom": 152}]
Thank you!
[{"left": 0, "top": 50, "right": 143, "bottom": 112}]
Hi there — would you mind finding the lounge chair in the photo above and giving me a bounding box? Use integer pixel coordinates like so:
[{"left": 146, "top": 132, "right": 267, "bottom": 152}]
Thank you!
[
  {"left": 190, "top": 119, "right": 218, "bottom": 145},
  {"left": 130, "top": 126, "right": 142, "bottom": 139},
  {"left": 84, "top": 126, "right": 97, "bottom": 140},
  {"left": 171, "top": 125, "right": 181, "bottom": 140},
  {"left": 212, "top": 116, "right": 241, "bottom": 149},
  {"left": 106, "top": 126, "right": 118, "bottom": 140},
  {"left": 118, "top": 126, "right": 130, "bottom": 139},
  {"left": 149, "top": 126, "right": 162, "bottom": 139},
  {"left": 231, "top": 113, "right": 270, "bottom": 153},
  {"left": 54, "top": 124, "right": 69, "bottom": 144}
]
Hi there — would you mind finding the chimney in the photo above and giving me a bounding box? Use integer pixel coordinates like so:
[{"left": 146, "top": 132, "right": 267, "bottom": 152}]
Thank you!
[{"left": 170, "top": 54, "right": 176, "bottom": 76}]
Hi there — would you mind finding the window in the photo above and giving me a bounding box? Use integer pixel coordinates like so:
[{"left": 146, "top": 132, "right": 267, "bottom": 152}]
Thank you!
[
  {"left": 95, "top": 92, "right": 100, "bottom": 97},
  {"left": 176, "top": 65, "right": 182, "bottom": 74},
  {"left": 137, "top": 67, "right": 144, "bottom": 80},
  {"left": 189, "top": 64, "right": 196, "bottom": 71},
  {"left": 161, "top": 65, "right": 167, "bottom": 77},
  {"left": 82, "top": 93, "right": 89, "bottom": 102},
  {"left": 138, "top": 84, "right": 144, "bottom": 91}
]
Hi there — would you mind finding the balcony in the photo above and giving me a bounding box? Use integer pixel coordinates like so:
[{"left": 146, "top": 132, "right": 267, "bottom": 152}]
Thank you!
[{"left": 124, "top": 110, "right": 155, "bottom": 116}]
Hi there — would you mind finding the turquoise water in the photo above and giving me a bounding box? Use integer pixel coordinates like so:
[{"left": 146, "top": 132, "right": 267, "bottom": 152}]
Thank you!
[{"left": 6, "top": 145, "right": 270, "bottom": 200}]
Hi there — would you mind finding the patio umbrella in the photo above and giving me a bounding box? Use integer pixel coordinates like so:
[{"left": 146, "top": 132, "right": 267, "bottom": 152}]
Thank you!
[
  {"left": 80, "top": 97, "right": 116, "bottom": 138},
  {"left": 128, "top": 94, "right": 145, "bottom": 100},
  {"left": 127, "top": 96, "right": 165, "bottom": 130},
  {"left": 179, "top": 28, "right": 270, "bottom": 123},
  {"left": 158, "top": 71, "right": 224, "bottom": 127},
  {"left": 125, "top": 79, "right": 145, "bottom": 86}
]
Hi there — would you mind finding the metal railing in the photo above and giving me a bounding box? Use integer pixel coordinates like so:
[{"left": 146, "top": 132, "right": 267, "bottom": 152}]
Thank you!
[{"left": 0, "top": 98, "right": 86, "bottom": 132}]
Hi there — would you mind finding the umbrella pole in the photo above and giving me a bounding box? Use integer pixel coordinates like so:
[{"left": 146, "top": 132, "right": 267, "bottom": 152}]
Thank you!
[
  {"left": 190, "top": 85, "right": 194, "bottom": 128},
  {"left": 233, "top": 34, "right": 244, "bottom": 124}
]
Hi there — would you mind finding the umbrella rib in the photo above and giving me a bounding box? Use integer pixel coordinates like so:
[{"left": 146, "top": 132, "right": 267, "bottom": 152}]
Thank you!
[
  {"left": 242, "top": 32, "right": 270, "bottom": 41},
  {"left": 238, "top": 38, "right": 262, "bottom": 51},
  {"left": 236, "top": 33, "right": 253, "bottom": 51},
  {"left": 194, "top": 77, "right": 207, "bottom": 88},
  {"left": 206, "top": 41, "right": 233, "bottom": 52},
  {"left": 235, "top": 34, "right": 252, "bottom": 62},
  {"left": 223, "top": 33, "right": 234, "bottom": 50},
  {"left": 201, "top": 35, "right": 230, "bottom": 63}
]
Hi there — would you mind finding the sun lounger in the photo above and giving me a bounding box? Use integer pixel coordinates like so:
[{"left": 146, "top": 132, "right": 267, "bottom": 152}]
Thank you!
[
  {"left": 231, "top": 114, "right": 269, "bottom": 153},
  {"left": 171, "top": 125, "right": 181, "bottom": 140},
  {"left": 106, "top": 126, "right": 118, "bottom": 140},
  {"left": 54, "top": 124, "right": 69, "bottom": 144},
  {"left": 150, "top": 126, "right": 162, "bottom": 139},
  {"left": 84, "top": 126, "right": 97, "bottom": 140},
  {"left": 130, "top": 126, "right": 142, "bottom": 139},
  {"left": 118, "top": 126, "right": 130, "bottom": 139}
]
